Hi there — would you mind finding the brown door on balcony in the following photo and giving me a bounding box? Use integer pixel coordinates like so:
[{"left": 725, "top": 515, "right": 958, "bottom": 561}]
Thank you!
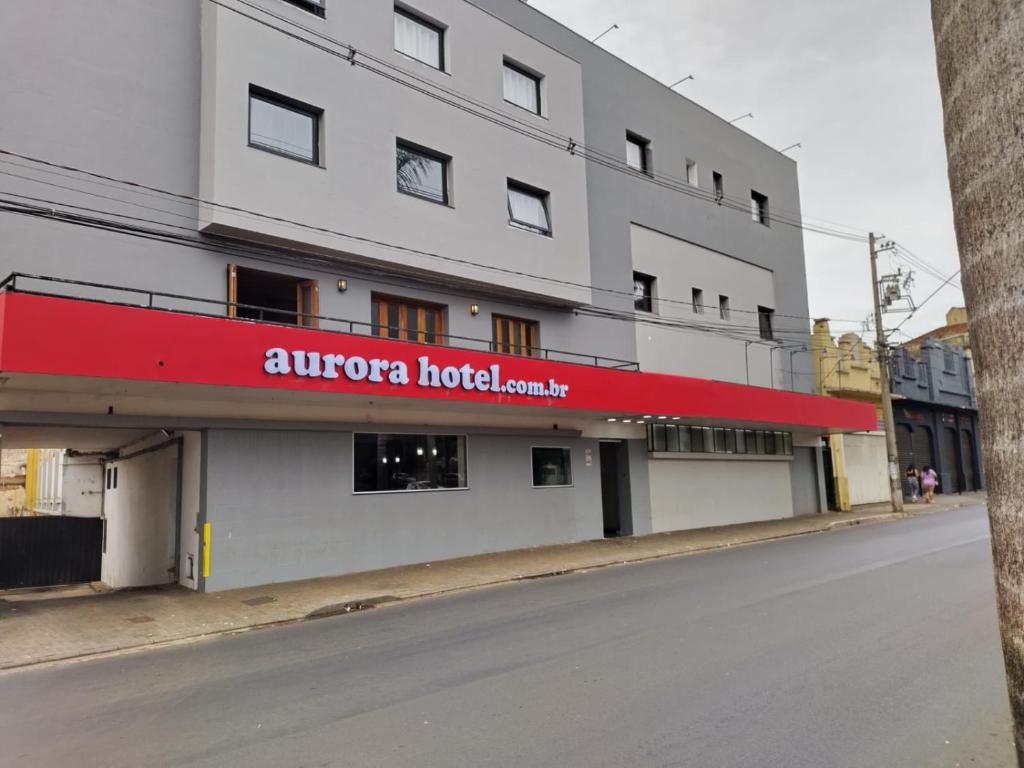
[
  {"left": 493, "top": 314, "right": 539, "bottom": 356},
  {"left": 371, "top": 294, "right": 445, "bottom": 344},
  {"left": 227, "top": 265, "right": 319, "bottom": 328}
]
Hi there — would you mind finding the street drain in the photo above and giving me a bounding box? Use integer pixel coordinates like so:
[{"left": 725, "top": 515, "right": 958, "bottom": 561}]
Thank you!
[
  {"left": 241, "top": 595, "right": 277, "bottom": 607},
  {"left": 305, "top": 595, "right": 399, "bottom": 620},
  {"left": 126, "top": 616, "right": 155, "bottom": 624}
]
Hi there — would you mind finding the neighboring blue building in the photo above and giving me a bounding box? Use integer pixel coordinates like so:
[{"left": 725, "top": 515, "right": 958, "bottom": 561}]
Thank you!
[{"left": 890, "top": 340, "right": 983, "bottom": 495}]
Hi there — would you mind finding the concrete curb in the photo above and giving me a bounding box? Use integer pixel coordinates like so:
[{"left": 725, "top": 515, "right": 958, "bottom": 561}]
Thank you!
[{"left": 0, "top": 502, "right": 976, "bottom": 675}]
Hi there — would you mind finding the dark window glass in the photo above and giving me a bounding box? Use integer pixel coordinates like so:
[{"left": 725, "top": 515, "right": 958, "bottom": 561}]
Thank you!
[
  {"left": 713, "top": 171, "right": 724, "bottom": 200},
  {"left": 283, "top": 0, "right": 325, "bottom": 16},
  {"left": 677, "top": 425, "right": 692, "bottom": 452},
  {"left": 397, "top": 142, "right": 448, "bottom": 204},
  {"left": 493, "top": 315, "right": 539, "bottom": 356},
  {"left": 690, "top": 426, "right": 704, "bottom": 453},
  {"left": 665, "top": 424, "right": 680, "bottom": 452},
  {"left": 714, "top": 427, "right": 727, "bottom": 453},
  {"left": 652, "top": 424, "right": 667, "bottom": 452},
  {"left": 532, "top": 447, "right": 572, "bottom": 487},
  {"left": 755, "top": 430, "right": 766, "bottom": 454},
  {"left": 724, "top": 429, "right": 737, "bottom": 454},
  {"left": 764, "top": 431, "right": 777, "bottom": 455},
  {"left": 758, "top": 306, "right": 775, "bottom": 341},
  {"left": 249, "top": 88, "right": 319, "bottom": 164},
  {"left": 633, "top": 272, "right": 655, "bottom": 312},
  {"left": 354, "top": 433, "right": 466, "bottom": 492},
  {"left": 703, "top": 427, "right": 716, "bottom": 454},
  {"left": 751, "top": 190, "right": 770, "bottom": 225},
  {"left": 692, "top": 288, "right": 704, "bottom": 315},
  {"left": 782, "top": 432, "right": 793, "bottom": 455},
  {"left": 735, "top": 429, "right": 747, "bottom": 454}
]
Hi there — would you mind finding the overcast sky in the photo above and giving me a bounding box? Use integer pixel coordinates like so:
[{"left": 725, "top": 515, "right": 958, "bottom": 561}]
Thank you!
[{"left": 528, "top": 0, "right": 963, "bottom": 340}]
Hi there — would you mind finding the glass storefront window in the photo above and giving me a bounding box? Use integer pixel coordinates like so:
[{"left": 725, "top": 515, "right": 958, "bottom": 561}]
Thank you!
[
  {"left": 354, "top": 433, "right": 467, "bottom": 493},
  {"left": 532, "top": 447, "right": 572, "bottom": 487},
  {"left": 645, "top": 425, "right": 793, "bottom": 456}
]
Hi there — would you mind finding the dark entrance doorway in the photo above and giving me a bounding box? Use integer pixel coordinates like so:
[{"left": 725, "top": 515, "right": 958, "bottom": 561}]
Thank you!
[
  {"left": 599, "top": 441, "right": 630, "bottom": 538},
  {"left": 940, "top": 426, "right": 960, "bottom": 493},
  {"left": 822, "top": 438, "right": 839, "bottom": 511}
]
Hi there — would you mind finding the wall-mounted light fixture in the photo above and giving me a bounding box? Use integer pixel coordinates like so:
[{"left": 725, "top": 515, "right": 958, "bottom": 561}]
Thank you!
[
  {"left": 470, "top": 303, "right": 480, "bottom": 316},
  {"left": 337, "top": 278, "right": 348, "bottom": 292}
]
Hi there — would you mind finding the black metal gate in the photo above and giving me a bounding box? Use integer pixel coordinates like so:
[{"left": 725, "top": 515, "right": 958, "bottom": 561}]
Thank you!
[{"left": 0, "top": 516, "right": 102, "bottom": 589}]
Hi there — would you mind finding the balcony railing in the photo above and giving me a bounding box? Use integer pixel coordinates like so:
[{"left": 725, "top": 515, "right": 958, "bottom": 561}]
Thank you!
[{"left": 0, "top": 273, "right": 640, "bottom": 371}]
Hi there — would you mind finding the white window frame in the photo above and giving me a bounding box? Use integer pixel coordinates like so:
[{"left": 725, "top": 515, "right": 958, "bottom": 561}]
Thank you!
[
  {"left": 507, "top": 180, "right": 551, "bottom": 236},
  {"left": 394, "top": 6, "right": 445, "bottom": 71},
  {"left": 503, "top": 59, "right": 542, "bottom": 115}
]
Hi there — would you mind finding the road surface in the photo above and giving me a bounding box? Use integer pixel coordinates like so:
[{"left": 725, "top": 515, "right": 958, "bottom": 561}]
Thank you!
[{"left": 0, "top": 504, "right": 1013, "bottom": 767}]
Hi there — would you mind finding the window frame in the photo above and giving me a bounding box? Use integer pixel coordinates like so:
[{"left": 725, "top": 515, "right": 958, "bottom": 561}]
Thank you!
[
  {"left": 692, "top": 287, "right": 704, "bottom": 315},
  {"left": 626, "top": 132, "right": 651, "bottom": 174},
  {"left": 686, "top": 159, "right": 699, "bottom": 186},
  {"left": 493, "top": 314, "right": 540, "bottom": 357},
  {"left": 713, "top": 171, "right": 724, "bottom": 201},
  {"left": 647, "top": 424, "right": 794, "bottom": 457},
  {"left": 371, "top": 293, "right": 447, "bottom": 344},
  {"left": 531, "top": 446, "right": 574, "bottom": 489},
  {"left": 633, "top": 272, "right": 656, "bottom": 313},
  {"left": 227, "top": 263, "right": 320, "bottom": 328},
  {"left": 506, "top": 179, "right": 552, "bottom": 236},
  {"left": 758, "top": 306, "right": 775, "bottom": 341},
  {"left": 751, "top": 190, "right": 770, "bottom": 226},
  {"left": 352, "top": 432, "right": 469, "bottom": 494},
  {"left": 502, "top": 59, "right": 542, "bottom": 116},
  {"left": 248, "top": 86, "right": 321, "bottom": 165},
  {"left": 394, "top": 6, "right": 446, "bottom": 71},
  {"left": 719, "top": 294, "right": 731, "bottom": 321},
  {"left": 396, "top": 139, "right": 450, "bottom": 205},
  {"left": 282, "top": 0, "right": 325, "bottom": 17}
]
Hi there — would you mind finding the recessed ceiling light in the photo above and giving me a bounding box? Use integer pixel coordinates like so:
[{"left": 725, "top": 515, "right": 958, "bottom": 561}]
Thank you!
[
  {"left": 607, "top": 418, "right": 617, "bottom": 422},
  {"left": 657, "top": 416, "right": 667, "bottom": 420},
  {"left": 672, "top": 417, "right": 681, "bottom": 420},
  {"left": 623, "top": 419, "right": 633, "bottom": 423}
]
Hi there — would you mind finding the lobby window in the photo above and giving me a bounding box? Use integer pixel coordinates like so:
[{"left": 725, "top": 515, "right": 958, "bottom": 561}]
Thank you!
[
  {"left": 248, "top": 87, "right": 320, "bottom": 164},
  {"left": 719, "top": 295, "right": 730, "bottom": 320},
  {"left": 396, "top": 141, "right": 449, "bottom": 204},
  {"left": 227, "top": 265, "right": 319, "bottom": 327},
  {"left": 493, "top": 314, "right": 539, "bottom": 357},
  {"left": 751, "top": 190, "right": 770, "bottom": 225},
  {"left": 758, "top": 306, "right": 775, "bottom": 340},
  {"left": 626, "top": 133, "right": 650, "bottom": 174},
  {"left": 507, "top": 180, "right": 551, "bottom": 235},
  {"left": 692, "top": 287, "right": 704, "bottom": 315},
  {"left": 713, "top": 171, "right": 724, "bottom": 201},
  {"left": 394, "top": 6, "right": 445, "bottom": 71},
  {"left": 282, "top": 0, "right": 325, "bottom": 17},
  {"left": 354, "top": 433, "right": 467, "bottom": 493},
  {"left": 532, "top": 447, "right": 572, "bottom": 488},
  {"left": 686, "top": 159, "right": 699, "bottom": 186},
  {"left": 503, "top": 60, "right": 541, "bottom": 115},
  {"left": 372, "top": 294, "right": 446, "bottom": 344},
  {"left": 633, "top": 272, "right": 655, "bottom": 313}
]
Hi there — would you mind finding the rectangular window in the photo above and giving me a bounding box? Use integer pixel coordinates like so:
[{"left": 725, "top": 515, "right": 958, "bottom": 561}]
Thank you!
[
  {"left": 751, "top": 190, "right": 770, "bottom": 225},
  {"left": 532, "top": 447, "right": 572, "bottom": 487},
  {"left": 686, "top": 159, "right": 698, "bottom": 186},
  {"left": 692, "top": 287, "right": 704, "bottom": 315},
  {"left": 396, "top": 141, "right": 449, "bottom": 204},
  {"left": 354, "top": 433, "right": 466, "bottom": 493},
  {"left": 713, "top": 171, "right": 724, "bottom": 201},
  {"left": 651, "top": 424, "right": 667, "bottom": 452},
  {"left": 395, "top": 7, "right": 444, "bottom": 70},
  {"left": 719, "top": 295, "right": 730, "bottom": 321},
  {"left": 943, "top": 348, "right": 957, "bottom": 372},
  {"left": 507, "top": 180, "right": 551, "bottom": 235},
  {"left": 758, "top": 306, "right": 775, "bottom": 340},
  {"left": 372, "top": 294, "right": 445, "bottom": 344},
  {"left": 493, "top": 314, "right": 539, "bottom": 357},
  {"left": 689, "top": 426, "right": 704, "bottom": 453},
  {"left": 633, "top": 272, "right": 655, "bottom": 313},
  {"left": 248, "top": 87, "right": 320, "bottom": 164},
  {"left": 503, "top": 61, "right": 541, "bottom": 114},
  {"left": 228, "top": 264, "right": 319, "bottom": 327},
  {"left": 626, "top": 133, "right": 650, "bottom": 173},
  {"left": 735, "top": 429, "right": 747, "bottom": 454},
  {"left": 283, "top": 0, "right": 325, "bottom": 16}
]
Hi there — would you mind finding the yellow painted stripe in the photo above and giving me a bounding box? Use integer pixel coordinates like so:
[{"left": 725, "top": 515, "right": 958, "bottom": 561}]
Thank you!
[
  {"left": 24, "top": 449, "right": 39, "bottom": 511},
  {"left": 202, "top": 522, "right": 211, "bottom": 578}
]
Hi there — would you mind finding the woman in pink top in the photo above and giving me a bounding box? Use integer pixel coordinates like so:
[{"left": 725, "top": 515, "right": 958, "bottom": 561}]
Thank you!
[{"left": 920, "top": 465, "right": 939, "bottom": 503}]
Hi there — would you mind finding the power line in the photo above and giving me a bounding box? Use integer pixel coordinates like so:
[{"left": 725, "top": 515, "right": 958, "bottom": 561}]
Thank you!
[
  {"left": 891, "top": 268, "right": 962, "bottom": 335},
  {"left": 0, "top": 151, "right": 869, "bottom": 328}
]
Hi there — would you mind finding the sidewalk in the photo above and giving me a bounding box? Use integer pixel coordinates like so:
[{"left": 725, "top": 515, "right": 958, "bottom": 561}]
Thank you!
[{"left": 0, "top": 492, "right": 985, "bottom": 672}]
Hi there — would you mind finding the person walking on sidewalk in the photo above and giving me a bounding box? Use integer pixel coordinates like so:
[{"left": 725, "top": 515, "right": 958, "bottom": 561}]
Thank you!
[
  {"left": 920, "top": 465, "right": 939, "bottom": 503},
  {"left": 906, "top": 464, "right": 921, "bottom": 503}
]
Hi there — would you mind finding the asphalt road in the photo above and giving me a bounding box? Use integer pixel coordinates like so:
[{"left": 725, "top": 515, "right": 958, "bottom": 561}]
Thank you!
[{"left": 0, "top": 505, "right": 1014, "bottom": 767}]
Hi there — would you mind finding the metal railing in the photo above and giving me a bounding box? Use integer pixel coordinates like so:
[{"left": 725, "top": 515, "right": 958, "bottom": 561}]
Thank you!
[{"left": 0, "top": 273, "right": 640, "bottom": 371}]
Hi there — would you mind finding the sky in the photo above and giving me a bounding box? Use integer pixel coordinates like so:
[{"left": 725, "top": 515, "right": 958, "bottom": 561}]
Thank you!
[{"left": 528, "top": 0, "right": 964, "bottom": 341}]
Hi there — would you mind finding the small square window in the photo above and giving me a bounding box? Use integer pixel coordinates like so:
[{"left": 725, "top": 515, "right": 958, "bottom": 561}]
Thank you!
[
  {"left": 396, "top": 141, "right": 449, "bottom": 204},
  {"left": 633, "top": 272, "right": 655, "bottom": 313},
  {"left": 719, "top": 295, "right": 730, "bottom": 321},
  {"left": 503, "top": 60, "right": 541, "bottom": 115},
  {"left": 692, "top": 287, "right": 704, "bottom": 315},
  {"left": 751, "top": 190, "right": 770, "bottom": 225},
  {"left": 395, "top": 7, "right": 445, "bottom": 70},
  {"left": 532, "top": 447, "right": 572, "bottom": 487},
  {"left": 626, "top": 133, "right": 650, "bottom": 173},
  {"left": 248, "top": 87, "right": 320, "bottom": 164},
  {"left": 507, "top": 180, "right": 551, "bottom": 235}
]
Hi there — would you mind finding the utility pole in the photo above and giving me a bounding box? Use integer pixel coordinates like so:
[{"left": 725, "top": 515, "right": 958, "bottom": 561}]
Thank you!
[
  {"left": 932, "top": 0, "right": 1024, "bottom": 760},
  {"left": 869, "top": 232, "right": 904, "bottom": 514}
]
